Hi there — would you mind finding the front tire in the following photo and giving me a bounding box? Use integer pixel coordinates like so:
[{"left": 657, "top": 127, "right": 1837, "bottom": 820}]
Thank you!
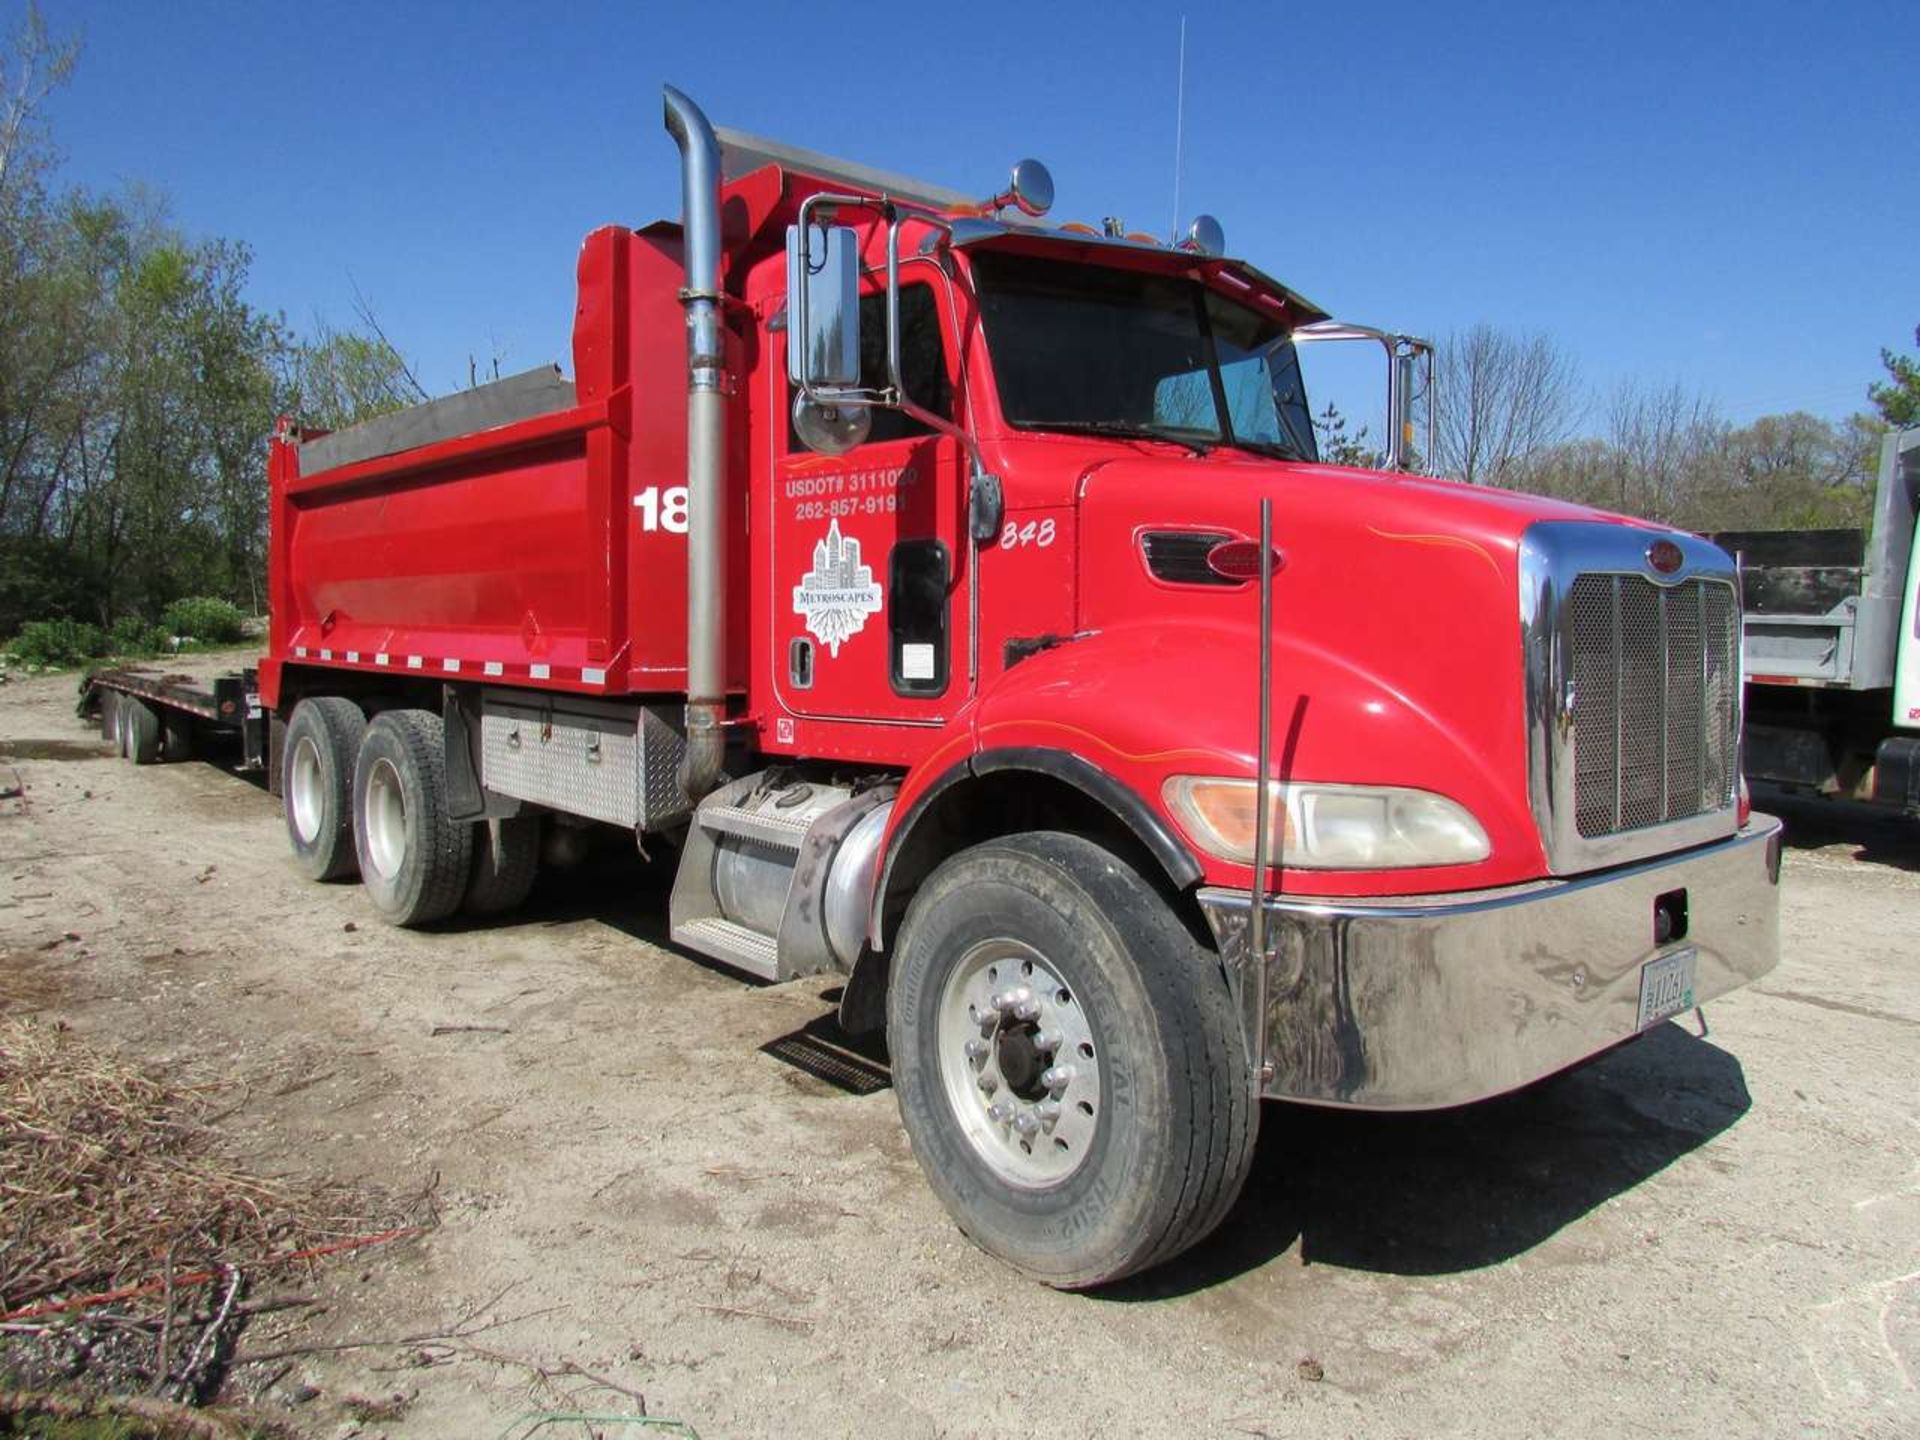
[
  {"left": 887, "top": 832, "right": 1257, "bottom": 1288},
  {"left": 351, "top": 709, "right": 472, "bottom": 927}
]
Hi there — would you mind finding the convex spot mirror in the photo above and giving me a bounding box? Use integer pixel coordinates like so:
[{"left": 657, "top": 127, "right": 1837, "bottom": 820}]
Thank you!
[
  {"left": 793, "top": 394, "right": 872, "bottom": 456},
  {"left": 1181, "top": 214, "right": 1225, "bottom": 258},
  {"left": 786, "top": 223, "right": 861, "bottom": 388},
  {"left": 991, "top": 159, "right": 1055, "bottom": 218}
]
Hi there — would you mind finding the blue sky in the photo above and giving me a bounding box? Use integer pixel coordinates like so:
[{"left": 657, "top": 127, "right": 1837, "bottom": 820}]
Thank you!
[{"left": 27, "top": 0, "right": 1919, "bottom": 432}]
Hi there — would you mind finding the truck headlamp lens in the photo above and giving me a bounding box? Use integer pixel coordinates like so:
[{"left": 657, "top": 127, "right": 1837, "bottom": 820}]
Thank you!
[{"left": 1162, "top": 777, "right": 1491, "bottom": 869}]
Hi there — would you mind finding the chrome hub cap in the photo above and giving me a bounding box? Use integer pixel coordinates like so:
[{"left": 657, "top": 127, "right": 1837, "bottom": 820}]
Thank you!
[
  {"left": 937, "top": 938, "right": 1101, "bottom": 1187},
  {"left": 363, "top": 757, "right": 408, "bottom": 882},
  {"left": 288, "top": 735, "right": 324, "bottom": 844}
]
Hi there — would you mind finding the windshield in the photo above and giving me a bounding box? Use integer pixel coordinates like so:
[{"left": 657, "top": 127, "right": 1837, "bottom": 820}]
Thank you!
[{"left": 970, "top": 250, "right": 1317, "bottom": 462}]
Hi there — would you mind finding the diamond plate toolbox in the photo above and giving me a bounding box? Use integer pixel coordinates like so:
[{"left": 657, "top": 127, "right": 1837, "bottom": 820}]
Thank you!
[{"left": 480, "top": 696, "right": 689, "bottom": 830}]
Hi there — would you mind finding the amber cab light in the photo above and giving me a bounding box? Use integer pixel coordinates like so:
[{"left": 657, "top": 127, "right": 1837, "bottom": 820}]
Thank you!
[{"left": 1206, "top": 540, "right": 1284, "bottom": 582}]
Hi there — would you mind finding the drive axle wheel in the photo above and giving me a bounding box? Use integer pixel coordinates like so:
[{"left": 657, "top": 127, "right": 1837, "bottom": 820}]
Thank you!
[
  {"left": 351, "top": 709, "right": 472, "bottom": 927},
  {"left": 889, "top": 831, "right": 1258, "bottom": 1289},
  {"left": 283, "top": 697, "right": 366, "bottom": 881},
  {"left": 463, "top": 814, "right": 541, "bottom": 916}
]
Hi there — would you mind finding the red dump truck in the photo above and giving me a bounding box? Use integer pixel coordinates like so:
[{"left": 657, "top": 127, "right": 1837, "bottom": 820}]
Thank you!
[{"left": 84, "top": 86, "right": 1783, "bottom": 1288}]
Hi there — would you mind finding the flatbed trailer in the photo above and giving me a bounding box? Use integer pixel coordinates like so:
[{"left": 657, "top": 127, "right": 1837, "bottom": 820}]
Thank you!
[{"left": 80, "top": 667, "right": 266, "bottom": 770}]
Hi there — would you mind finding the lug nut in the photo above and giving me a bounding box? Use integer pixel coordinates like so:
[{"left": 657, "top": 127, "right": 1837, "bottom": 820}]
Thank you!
[
  {"left": 1012, "top": 1111, "right": 1040, "bottom": 1137},
  {"left": 963, "top": 1039, "right": 989, "bottom": 1062},
  {"left": 988, "top": 990, "right": 1012, "bottom": 1013},
  {"left": 1036, "top": 1099, "right": 1062, "bottom": 1125},
  {"left": 977, "top": 1072, "right": 998, "bottom": 1094},
  {"left": 1034, "top": 1028, "right": 1064, "bottom": 1053},
  {"left": 1041, "top": 1065, "right": 1075, "bottom": 1093},
  {"left": 987, "top": 1102, "right": 1013, "bottom": 1124}
]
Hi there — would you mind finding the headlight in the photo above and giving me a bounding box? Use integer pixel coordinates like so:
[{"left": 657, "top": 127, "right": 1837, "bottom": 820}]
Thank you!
[{"left": 1161, "top": 777, "right": 1491, "bottom": 869}]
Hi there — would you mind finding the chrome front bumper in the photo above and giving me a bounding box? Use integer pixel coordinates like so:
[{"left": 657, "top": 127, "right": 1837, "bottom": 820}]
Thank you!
[{"left": 1197, "top": 817, "right": 1783, "bottom": 1110}]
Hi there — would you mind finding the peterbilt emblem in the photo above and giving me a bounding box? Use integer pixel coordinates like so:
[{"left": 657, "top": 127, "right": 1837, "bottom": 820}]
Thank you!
[{"left": 1647, "top": 539, "right": 1684, "bottom": 575}]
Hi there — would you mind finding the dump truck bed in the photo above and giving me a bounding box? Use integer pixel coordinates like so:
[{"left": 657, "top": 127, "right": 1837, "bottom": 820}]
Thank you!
[
  {"left": 258, "top": 225, "right": 748, "bottom": 713},
  {"left": 1713, "top": 432, "right": 1920, "bottom": 691}
]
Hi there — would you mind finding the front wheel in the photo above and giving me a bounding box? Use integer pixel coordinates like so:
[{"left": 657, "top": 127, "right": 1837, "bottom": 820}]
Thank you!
[{"left": 887, "top": 831, "right": 1258, "bottom": 1288}]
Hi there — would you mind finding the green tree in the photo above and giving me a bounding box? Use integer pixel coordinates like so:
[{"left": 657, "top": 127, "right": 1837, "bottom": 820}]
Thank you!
[
  {"left": 1311, "top": 401, "right": 1383, "bottom": 468},
  {"left": 1868, "top": 325, "right": 1920, "bottom": 426},
  {"left": 287, "top": 316, "right": 425, "bottom": 432}
]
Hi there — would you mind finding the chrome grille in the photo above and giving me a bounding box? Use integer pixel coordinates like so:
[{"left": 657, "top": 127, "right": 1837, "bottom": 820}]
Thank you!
[{"left": 1567, "top": 574, "right": 1739, "bottom": 838}]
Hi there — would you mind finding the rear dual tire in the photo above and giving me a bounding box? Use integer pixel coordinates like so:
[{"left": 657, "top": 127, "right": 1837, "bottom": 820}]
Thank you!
[
  {"left": 283, "top": 699, "right": 540, "bottom": 924},
  {"left": 283, "top": 697, "right": 367, "bottom": 881},
  {"left": 351, "top": 709, "right": 474, "bottom": 928},
  {"left": 464, "top": 815, "right": 541, "bottom": 916}
]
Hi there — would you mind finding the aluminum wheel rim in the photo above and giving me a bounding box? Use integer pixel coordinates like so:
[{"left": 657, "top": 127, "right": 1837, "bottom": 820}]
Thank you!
[
  {"left": 363, "top": 757, "right": 408, "bottom": 882},
  {"left": 288, "top": 736, "right": 325, "bottom": 844},
  {"left": 936, "top": 937, "right": 1102, "bottom": 1189}
]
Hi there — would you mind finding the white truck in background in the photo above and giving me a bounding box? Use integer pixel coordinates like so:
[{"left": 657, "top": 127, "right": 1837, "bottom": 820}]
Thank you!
[{"left": 1717, "top": 426, "right": 1920, "bottom": 816}]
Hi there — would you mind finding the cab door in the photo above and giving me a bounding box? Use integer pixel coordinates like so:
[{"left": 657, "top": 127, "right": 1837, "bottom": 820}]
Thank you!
[{"left": 772, "top": 279, "right": 966, "bottom": 728}]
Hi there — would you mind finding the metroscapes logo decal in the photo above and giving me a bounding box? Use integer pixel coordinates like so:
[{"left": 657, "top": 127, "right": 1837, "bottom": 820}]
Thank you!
[{"left": 793, "top": 519, "right": 882, "bottom": 657}]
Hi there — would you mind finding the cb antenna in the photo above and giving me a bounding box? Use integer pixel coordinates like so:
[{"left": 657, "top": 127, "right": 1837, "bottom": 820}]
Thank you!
[{"left": 1169, "top": 16, "right": 1188, "bottom": 243}]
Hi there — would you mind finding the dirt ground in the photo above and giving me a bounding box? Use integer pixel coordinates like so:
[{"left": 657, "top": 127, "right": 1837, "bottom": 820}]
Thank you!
[{"left": 2, "top": 653, "right": 1916, "bottom": 1440}]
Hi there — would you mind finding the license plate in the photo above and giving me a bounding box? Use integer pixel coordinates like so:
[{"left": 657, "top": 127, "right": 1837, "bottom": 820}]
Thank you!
[{"left": 1636, "top": 945, "right": 1698, "bottom": 1031}]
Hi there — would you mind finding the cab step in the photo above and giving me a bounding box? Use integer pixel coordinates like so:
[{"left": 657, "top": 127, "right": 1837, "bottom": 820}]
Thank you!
[
  {"left": 696, "top": 802, "right": 812, "bottom": 851},
  {"left": 671, "top": 915, "right": 780, "bottom": 981}
]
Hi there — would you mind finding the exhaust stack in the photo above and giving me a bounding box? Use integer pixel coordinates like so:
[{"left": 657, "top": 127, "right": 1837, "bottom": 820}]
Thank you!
[{"left": 662, "top": 85, "right": 727, "bottom": 800}]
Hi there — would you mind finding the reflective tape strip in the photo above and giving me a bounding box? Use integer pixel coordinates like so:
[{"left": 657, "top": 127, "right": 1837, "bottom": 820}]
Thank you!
[
  {"left": 374, "top": 653, "right": 390, "bottom": 666},
  {"left": 319, "top": 649, "right": 333, "bottom": 661},
  {"left": 443, "top": 658, "right": 461, "bottom": 673},
  {"left": 529, "top": 663, "right": 550, "bottom": 680},
  {"left": 406, "top": 656, "right": 424, "bottom": 670},
  {"left": 295, "top": 646, "right": 308, "bottom": 657},
  {"left": 346, "top": 651, "right": 360, "bottom": 663},
  {"left": 581, "top": 667, "right": 606, "bottom": 685},
  {"left": 483, "top": 661, "right": 504, "bottom": 677}
]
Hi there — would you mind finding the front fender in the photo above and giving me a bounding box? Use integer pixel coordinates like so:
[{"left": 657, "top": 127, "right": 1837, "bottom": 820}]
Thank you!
[{"left": 968, "top": 618, "right": 1542, "bottom": 896}]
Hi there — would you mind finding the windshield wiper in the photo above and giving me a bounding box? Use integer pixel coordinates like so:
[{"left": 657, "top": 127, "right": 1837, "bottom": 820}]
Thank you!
[{"left": 1019, "top": 419, "right": 1217, "bottom": 456}]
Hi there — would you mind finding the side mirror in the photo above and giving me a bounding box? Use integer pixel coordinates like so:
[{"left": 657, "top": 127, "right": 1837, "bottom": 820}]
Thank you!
[
  {"left": 968, "top": 472, "right": 1004, "bottom": 543},
  {"left": 786, "top": 224, "right": 861, "bottom": 389}
]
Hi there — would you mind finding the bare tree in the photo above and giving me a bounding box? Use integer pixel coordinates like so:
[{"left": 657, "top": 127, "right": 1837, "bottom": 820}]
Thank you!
[
  {"left": 1600, "top": 379, "right": 1722, "bottom": 522},
  {"left": 1432, "top": 325, "right": 1581, "bottom": 485},
  {"left": 0, "top": 3, "right": 77, "bottom": 207}
]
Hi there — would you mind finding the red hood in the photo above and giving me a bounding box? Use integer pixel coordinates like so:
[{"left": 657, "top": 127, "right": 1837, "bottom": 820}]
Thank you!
[
  {"left": 1041, "top": 452, "right": 1668, "bottom": 894},
  {"left": 1080, "top": 452, "right": 1657, "bottom": 547}
]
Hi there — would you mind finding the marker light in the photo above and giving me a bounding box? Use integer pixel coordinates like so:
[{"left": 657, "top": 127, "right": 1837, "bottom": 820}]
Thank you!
[
  {"left": 1205, "top": 539, "right": 1285, "bottom": 582},
  {"left": 1163, "top": 777, "right": 1491, "bottom": 870}
]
